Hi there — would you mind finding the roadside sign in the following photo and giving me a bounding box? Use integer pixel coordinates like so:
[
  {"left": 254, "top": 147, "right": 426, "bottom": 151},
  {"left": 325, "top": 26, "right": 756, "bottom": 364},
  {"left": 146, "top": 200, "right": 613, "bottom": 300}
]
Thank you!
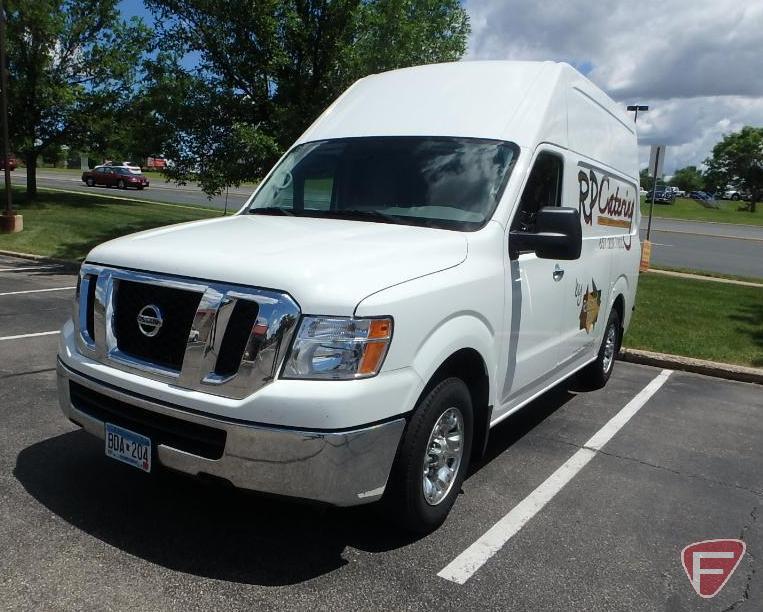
[
  {"left": 649, "top": 145, "right": 666, "bottom": 178},
  {"left": 639, "top": 239, "right": 651, "bottom": 272}
]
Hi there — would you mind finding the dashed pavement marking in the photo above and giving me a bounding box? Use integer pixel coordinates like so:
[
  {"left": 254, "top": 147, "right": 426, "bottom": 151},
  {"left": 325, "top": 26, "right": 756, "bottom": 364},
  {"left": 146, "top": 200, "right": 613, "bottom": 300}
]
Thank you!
[
  {"left": 0, "top": 286, "right": 76, "bottom": 296},
  {"left": 0, "top": 330, "right": 60, "bottom": 341}
]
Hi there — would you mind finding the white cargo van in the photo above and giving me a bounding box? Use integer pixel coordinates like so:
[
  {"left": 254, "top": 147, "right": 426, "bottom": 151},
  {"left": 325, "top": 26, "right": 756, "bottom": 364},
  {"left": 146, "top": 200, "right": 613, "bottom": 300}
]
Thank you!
[{"left": 57, "top": 61, "right": 640, "bottom": 532}]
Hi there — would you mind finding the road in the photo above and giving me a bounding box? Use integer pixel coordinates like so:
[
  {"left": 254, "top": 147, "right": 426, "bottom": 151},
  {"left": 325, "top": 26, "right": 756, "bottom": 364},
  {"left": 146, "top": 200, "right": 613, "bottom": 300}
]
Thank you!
[
  {"left": 0, "top": 255, "right": 761, "bottom": 610},
  {"left": 13, "top": 169, "right": 253, "bottom": 211},
  {"left": 639, "top": 219, "right": 763, "bottom": 278},
  {"left": 11, "top": 169, "right": 763, "bottom": 278}
]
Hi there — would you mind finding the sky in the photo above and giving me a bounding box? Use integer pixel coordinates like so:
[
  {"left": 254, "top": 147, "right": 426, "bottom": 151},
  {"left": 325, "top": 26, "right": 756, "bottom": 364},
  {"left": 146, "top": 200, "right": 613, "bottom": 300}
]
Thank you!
[
  {"left": 462, "top": 0, "right": 763, "bottom": 173},
  {"left": 119, "top": 0, "right": 763, "bottom": 174}
]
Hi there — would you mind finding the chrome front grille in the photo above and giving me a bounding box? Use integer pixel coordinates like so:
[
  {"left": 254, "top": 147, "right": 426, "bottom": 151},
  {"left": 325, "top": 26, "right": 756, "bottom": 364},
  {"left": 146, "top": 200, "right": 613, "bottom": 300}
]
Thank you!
[{"left": 74, "top": 264, "right": 301, "bottom": 400}]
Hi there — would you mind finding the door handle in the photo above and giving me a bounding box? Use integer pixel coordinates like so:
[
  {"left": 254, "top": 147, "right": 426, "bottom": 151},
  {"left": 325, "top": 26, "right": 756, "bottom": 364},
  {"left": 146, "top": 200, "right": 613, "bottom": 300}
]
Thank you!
[{"left": 553, "top": 265, "right": 565, "bottom": 282}]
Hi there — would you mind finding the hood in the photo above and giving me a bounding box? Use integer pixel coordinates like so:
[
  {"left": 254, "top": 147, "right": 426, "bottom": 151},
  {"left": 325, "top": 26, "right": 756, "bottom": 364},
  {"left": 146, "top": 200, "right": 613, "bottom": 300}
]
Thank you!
[{"left": 86, "top": 214, "right": 468, "bottom": 314}]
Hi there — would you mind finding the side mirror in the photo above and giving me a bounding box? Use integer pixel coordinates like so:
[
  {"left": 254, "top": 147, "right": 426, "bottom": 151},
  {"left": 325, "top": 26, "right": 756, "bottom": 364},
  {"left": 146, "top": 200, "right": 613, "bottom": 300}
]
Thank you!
[{"left": 509, "top": 206, "right": 582, "bottom": 260}]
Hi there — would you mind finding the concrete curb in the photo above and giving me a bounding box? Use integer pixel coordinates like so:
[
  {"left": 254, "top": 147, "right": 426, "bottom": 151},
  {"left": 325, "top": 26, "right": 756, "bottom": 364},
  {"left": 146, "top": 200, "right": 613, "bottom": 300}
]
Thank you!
[
  {"left": 0, "top": 249, "right": 80, "bottom": 271},
  {"left": 647, "top": 269, "right": 763, "bottom": 288},
  {"left": 620, "top": 347, "right": 763, "bottom": 385}
]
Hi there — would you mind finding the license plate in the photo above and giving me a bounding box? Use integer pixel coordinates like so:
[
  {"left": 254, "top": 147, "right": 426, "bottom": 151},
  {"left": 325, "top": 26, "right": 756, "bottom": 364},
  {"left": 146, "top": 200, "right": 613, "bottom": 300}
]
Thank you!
[{"left": 105, "top": 423, "right": 152, "bottom": 473}]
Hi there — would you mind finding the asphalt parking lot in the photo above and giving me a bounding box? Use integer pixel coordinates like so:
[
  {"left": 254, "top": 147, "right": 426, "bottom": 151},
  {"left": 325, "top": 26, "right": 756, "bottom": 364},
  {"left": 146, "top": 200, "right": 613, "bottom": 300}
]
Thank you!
[{"left": 0, "top": 254, "right": 761, "bottom": 611}]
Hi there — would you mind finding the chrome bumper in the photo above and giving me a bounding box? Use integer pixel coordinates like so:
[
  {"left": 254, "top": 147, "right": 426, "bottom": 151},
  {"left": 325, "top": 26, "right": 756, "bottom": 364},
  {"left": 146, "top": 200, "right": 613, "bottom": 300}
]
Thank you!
[{"left": 57, "top": 360, "right": 406, "bottom": 506}]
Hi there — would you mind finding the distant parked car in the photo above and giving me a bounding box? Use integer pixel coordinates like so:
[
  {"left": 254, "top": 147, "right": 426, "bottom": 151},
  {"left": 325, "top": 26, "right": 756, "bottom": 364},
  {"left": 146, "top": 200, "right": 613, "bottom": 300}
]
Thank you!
[
  {"left": 667, "top": 186, "right": 686, "bottom": 197},
  {"left": 689, "top": 191, "right": 712, "bottom": 201},
  {"left": 689, "top": 191, "right": 721, "bottom": 208},
  {"left": 0, "top": 155, "right": 18, "bottom": 171},
  {"left": 114, "top": 161, "right": 142, "bottom": 174},
  {"left": 722, "top": 188, "right": 749, "bottom": 201},
  {"left": 82, "top": 165, "right": 150, "bottom": 190},
  {"left": 647, "top": 186, "right": 675, "bottom": 204}
]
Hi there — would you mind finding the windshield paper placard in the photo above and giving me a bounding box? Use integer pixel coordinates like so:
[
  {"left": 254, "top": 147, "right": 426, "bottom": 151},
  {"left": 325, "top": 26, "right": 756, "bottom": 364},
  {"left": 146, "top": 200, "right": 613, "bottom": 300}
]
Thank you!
[{"left": 577, "top": 164, "right": 636, "bottom": 250}]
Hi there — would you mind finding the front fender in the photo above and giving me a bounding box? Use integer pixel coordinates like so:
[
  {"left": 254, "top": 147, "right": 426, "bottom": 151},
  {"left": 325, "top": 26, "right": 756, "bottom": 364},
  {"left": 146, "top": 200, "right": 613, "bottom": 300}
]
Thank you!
[{"left": 409, "top": 313, "right": 496, "bottom": 405}]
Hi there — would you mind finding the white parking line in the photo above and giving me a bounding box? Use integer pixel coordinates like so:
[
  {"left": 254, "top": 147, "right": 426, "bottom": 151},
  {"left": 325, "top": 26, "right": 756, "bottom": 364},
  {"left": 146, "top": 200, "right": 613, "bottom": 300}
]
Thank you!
[
  {"left": 0, "top": 286, "right": 75, "bottom": 296},
  {"left": 0, "top": 266, "right": 63, "bottom": 273},
  {"left": 0, "top": 330, "right": 60, "bottom": 341},
  {"left": 438, "top": 368, "right": 673, "bottom": 585}
]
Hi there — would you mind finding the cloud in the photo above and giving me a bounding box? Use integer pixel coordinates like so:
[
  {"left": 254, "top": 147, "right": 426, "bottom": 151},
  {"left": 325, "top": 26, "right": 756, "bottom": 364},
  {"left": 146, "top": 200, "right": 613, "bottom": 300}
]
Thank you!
[{"left": 463, "top": 0, "right": 763, "bottom": 172}]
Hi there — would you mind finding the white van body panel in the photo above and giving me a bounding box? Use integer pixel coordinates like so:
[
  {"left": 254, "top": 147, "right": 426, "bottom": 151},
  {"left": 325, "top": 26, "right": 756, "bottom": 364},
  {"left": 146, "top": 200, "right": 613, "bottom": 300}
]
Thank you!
[{"left": 57, "top": 60, "right": 640, "bottom": 506}]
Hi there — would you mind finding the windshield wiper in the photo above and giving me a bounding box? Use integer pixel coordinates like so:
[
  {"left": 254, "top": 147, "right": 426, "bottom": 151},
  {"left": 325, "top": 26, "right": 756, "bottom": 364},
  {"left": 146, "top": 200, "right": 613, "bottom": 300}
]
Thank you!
[
  {"left": 324, "top": 209, "right": 398, "bottom": 224},
  {"left": 248, "top": 207, "right": 295, "bottom": 216}
]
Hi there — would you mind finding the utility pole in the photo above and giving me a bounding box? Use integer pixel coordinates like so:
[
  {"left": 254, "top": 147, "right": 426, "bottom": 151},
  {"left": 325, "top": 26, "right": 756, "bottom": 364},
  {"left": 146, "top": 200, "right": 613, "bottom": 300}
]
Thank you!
[
  {"left": 0, "top": 0, "right": 19, "bottom": 233},
  {"left": 0, "top": 1, "right": 11, "bottom": 215}
]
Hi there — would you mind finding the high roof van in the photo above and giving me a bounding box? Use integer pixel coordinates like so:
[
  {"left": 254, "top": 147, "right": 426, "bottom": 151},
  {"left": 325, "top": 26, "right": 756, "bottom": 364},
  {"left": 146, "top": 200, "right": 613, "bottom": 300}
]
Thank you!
[{"left": 57, "top": 61, "right": 640, "bottom": 533}]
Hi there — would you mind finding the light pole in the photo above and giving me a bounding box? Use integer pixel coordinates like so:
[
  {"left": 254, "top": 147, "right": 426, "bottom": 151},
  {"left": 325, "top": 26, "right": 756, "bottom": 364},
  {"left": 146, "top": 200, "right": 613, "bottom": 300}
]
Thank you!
[
  {"left": 627, "top": 104, "right": 649, "bottom": 123},
  {"left": 628, "top": 105, "right": 652, "bottom": 272}
]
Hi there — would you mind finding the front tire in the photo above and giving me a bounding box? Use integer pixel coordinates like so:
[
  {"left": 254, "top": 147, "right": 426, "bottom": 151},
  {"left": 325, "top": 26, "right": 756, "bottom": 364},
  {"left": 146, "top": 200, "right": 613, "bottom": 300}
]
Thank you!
[
  {"left": 579, "top": 308, "right": 621, "bottom": 389},
  {"left": 117, "top": 179, "right": 126, "bottom": 189},
  {"left": 85, "top": 178, "right": 95, "bottom": 187},
  {"left": 386, "top": 377, "right": 473, "bottom": 533}
]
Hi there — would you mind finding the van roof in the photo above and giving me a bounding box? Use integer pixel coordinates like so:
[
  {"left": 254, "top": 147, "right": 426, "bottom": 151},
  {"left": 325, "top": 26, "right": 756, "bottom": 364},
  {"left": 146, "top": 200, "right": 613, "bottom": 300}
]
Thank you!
[{"left": 297, "top": 61, "right": 638, "bottom": 180}]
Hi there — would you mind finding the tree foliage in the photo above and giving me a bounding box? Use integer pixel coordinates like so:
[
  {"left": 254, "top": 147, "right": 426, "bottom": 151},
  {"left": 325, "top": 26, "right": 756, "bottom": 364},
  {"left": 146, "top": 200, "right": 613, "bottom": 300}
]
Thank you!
[
  {"left": 704, "top": 126, "right": 763, "bottom": 212},
  {"left": 6, "top": 0, "right": 152, "bottom": 196},
  {"left": 143, "top": 0, "right": 470, "bottom": 195},
  {"left": 669, "top": 166, "right": 704, "bottom": 193}
]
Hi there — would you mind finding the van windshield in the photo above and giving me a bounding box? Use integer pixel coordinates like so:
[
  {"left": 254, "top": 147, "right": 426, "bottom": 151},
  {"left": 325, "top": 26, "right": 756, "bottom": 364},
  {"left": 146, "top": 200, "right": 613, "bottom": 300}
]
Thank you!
[{"left": 247, "top": 137, "right": 518, "bottom": 231}]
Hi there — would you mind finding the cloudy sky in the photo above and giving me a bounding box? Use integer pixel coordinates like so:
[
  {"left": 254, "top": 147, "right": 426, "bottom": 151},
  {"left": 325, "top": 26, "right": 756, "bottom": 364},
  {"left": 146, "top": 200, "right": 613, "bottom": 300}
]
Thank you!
[{"left": 463, "top": 0, "right": 763, "bottom": 173}]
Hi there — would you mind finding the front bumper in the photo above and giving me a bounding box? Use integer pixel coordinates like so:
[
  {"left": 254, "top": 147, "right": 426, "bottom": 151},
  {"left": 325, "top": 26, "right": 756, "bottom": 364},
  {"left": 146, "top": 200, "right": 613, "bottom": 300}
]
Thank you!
[{"left": 57, "top": 359, "right": 406, "bottom": 506}]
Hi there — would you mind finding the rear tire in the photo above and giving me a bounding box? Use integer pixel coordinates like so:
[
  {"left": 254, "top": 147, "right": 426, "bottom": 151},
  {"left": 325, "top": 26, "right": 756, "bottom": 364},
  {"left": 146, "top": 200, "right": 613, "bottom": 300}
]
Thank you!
[
  {"left": 385, "top": 377, "right": 473, "bottom": 534},
  {"left": 117, "top": 179, "right": 126, "bottom": 189},
  {"left": 579, "top": 308, "right": 621, "bottom": 390},
  {"left": 731, "top": 193, "right": 740, "bottom": 201}
]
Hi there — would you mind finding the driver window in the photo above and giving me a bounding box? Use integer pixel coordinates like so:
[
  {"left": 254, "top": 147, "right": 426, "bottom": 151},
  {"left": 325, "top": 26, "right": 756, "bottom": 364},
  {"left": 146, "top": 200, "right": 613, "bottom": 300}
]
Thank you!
[{"left": 511, "top": 152, "right": 563, "bottom": 232}]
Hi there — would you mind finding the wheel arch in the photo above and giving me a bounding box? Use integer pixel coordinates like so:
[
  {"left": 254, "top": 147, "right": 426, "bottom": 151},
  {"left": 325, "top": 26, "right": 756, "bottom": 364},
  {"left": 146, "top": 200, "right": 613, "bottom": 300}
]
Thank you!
[{"left": 413, "top": 347, "right": 492, "bottom": 461}]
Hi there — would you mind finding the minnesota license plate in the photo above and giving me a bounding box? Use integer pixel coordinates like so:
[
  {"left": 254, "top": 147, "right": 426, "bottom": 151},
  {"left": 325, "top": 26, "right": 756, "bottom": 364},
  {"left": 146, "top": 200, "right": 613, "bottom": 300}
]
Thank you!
[{"left": 105, "top": 423, "right": 152, "bottom": 473}]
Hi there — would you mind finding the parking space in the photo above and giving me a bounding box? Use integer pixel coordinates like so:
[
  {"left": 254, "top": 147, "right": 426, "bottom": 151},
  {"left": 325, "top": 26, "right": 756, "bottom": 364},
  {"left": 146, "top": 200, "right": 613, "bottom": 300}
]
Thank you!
[{"left": 0, "top": 257, "right": 760, "bottom": 611}]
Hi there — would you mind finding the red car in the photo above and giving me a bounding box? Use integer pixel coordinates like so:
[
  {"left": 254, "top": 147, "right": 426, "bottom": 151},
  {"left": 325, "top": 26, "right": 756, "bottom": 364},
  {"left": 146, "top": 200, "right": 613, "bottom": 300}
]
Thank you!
[
  {"left": 0, "top": 155, "right": 18, "bottom": 171},
  {"left": 82, "top": 165, "right": 150, "bottom": 190}
]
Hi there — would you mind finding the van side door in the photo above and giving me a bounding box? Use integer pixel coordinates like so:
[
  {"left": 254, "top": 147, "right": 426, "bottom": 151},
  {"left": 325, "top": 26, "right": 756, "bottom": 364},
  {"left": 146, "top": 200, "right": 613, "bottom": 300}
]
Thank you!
[
  {"left": 557, "top": 162, "right": 638, "bottom": 368},
  {"left": 499, "top": 149, "right": 568, "bottom": 409}
]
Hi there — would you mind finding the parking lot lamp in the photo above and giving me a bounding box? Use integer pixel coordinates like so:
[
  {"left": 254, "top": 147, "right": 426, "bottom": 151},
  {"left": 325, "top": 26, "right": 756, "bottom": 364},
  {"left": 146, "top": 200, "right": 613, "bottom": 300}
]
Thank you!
[{"left": 627, "top": 104, "right": 649, "bottom": 123}]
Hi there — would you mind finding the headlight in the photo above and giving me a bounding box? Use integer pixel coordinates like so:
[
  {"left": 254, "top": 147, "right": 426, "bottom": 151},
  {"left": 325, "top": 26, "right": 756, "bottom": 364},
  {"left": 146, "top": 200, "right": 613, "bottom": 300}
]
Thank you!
[{"left": 281, "top": 316, "right": 393, "bottom": 380}]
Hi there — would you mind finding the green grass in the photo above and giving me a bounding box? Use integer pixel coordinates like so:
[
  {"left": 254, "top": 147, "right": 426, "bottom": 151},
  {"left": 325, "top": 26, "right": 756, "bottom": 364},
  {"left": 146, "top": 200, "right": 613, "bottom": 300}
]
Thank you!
[
  {"left": 640, "top": 197, "right": 763, "bottom": 226},
  {"left": 625, "top": 273, "right": 763, "bottom": 367},
  {"left": 0, "top": 188, "right": 219, "bottom": 261}
]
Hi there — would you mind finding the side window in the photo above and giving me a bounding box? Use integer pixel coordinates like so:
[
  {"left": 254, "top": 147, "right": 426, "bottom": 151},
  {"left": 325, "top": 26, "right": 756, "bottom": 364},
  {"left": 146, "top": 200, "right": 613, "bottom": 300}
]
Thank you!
[
  {"left": 304, "top": 177, "right": 333, "bottom": 211},
  {"left": 511, "top": 152, "right": 563, "bottom": 232}
]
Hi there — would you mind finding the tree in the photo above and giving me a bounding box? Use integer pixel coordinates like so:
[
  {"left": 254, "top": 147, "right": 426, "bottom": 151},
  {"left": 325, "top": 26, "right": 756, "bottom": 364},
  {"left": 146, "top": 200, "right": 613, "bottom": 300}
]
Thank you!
[
  {"left": 143, "top": 0, "right": 470, "bottom": 195},
  {"left": 6, "top": 0, "right": 151, "bottom": 197},
  {"left": 704, "top": 126, "right": 763, "bottom": 213},
  {"left": 639, "top": 168, "right": 654, "bottom": 192},
  {"left": 669, "top": 166, "right": 704, "bottom": 193}
]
